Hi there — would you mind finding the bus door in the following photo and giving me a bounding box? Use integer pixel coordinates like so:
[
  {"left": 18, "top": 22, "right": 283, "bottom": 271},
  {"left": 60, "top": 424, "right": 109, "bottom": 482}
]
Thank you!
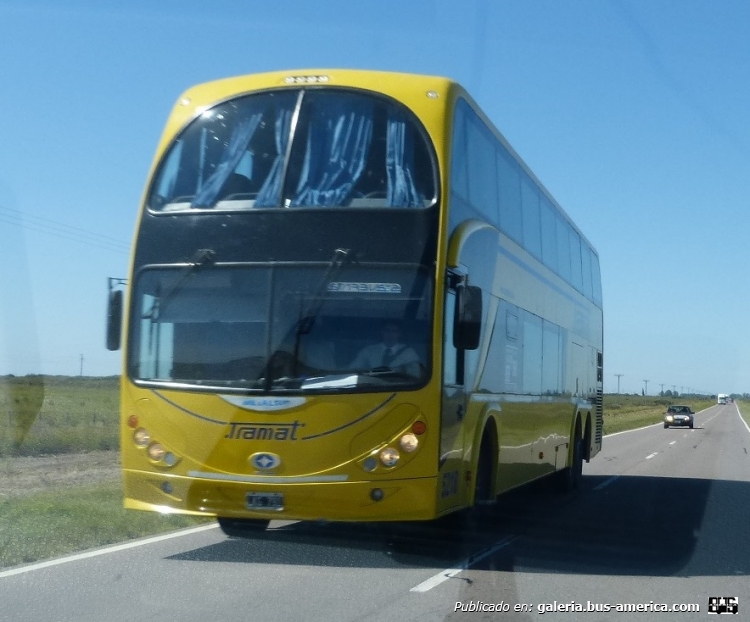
[{"left": 438, "top": 287, "right": 465, "bottom": 513}]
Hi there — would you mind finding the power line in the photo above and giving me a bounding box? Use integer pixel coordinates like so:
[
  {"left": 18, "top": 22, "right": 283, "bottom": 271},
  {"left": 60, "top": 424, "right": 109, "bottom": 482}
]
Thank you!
[{"left": 0, "top": 204, "right": 130, "bottom": 254}]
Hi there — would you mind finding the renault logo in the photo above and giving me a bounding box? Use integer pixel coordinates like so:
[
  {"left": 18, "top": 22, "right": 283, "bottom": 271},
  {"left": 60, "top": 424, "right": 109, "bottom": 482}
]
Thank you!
[{"left": 249, "top": 452, "right": 281, "bottom": 471}]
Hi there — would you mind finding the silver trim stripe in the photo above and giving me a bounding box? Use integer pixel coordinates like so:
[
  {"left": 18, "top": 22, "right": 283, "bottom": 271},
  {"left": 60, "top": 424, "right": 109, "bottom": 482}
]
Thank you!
[{"left": 187, "top": 470, "right": 349, "bottom": 484}]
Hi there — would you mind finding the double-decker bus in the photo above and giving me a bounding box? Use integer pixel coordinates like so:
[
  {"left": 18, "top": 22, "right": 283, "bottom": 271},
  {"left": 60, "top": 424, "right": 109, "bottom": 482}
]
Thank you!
[{"left": 107, "top": 69, "right": 603, "bottom": 533}]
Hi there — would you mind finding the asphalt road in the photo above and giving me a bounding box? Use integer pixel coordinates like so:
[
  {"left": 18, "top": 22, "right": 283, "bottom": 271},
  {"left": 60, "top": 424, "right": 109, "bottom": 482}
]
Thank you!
[{"left": 1, "top": 403, "right": 747, "bottom": 621}]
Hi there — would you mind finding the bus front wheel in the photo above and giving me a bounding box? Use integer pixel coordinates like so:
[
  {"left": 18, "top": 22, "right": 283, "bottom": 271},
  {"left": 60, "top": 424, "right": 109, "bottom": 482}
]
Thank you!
[{"left": 217, "top": 517, "right": 270, "bottom": 538}]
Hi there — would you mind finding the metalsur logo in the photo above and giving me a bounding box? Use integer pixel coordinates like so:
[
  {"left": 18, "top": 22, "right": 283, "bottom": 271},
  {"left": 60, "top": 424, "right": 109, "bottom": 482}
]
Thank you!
[{"left": 249, "top": 452, "right": 282, "bottom": 471}]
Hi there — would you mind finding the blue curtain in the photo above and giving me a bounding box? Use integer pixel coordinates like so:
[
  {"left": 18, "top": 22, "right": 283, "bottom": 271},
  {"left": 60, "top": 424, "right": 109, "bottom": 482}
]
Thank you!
[
  {"left": 291, "top": 96, "right": 374, "bottom": 207},
  {"left": 191, "top": 114, "right": 262, "bottom": 208},
  {"left": 386, "top": 111, "right": 422, "bottom": 207},
  {"left": 254, "top": 106, "right": 294, "bottom": 207}
]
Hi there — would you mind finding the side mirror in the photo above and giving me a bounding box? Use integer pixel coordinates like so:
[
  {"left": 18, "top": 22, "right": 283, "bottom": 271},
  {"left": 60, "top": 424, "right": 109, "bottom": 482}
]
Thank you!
[
  {"left": 453, "top": 284, "right": 482, "bottom": 350},
  {"left": 106, "top": 289, "right": 123, "bottom": 351}
]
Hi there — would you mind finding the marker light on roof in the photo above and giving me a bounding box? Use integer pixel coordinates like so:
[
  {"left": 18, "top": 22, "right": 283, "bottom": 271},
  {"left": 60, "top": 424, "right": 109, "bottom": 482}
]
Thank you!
[{"left": 284, "top": 75, "right": 330, "bottom": 84}]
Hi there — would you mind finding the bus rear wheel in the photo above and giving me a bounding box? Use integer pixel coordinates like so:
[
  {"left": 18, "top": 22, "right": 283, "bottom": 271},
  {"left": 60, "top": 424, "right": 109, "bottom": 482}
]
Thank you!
[
  {"left": 555, "top": 423, "right": 583, "bottom": 492},
  {"left": 217, "top": 517, "right": 270, "bottom": 538}
]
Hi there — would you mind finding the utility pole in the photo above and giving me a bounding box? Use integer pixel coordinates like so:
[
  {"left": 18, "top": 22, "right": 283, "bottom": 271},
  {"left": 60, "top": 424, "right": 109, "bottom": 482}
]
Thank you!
[
  {"left": 643, "top": 379, "right": 649, "bottom": 395},
  {"left": 615, "top": 374, "right": 623, "bottom": 394},
  {"left": 660, "top": 383, "right": 665, "bottom": 396},
  {"left": 80, "top": 354, "right": 84, "bottom": 377}
]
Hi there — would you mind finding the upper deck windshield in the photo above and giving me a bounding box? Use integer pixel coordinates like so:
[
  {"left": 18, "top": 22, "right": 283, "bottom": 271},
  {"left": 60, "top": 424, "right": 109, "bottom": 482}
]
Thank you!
[
  {"left": 129, "top": 262, "right": 432, "bottom": 393},
  {"left": 148, "top": 88, "right": 437, "bottom": 212}
]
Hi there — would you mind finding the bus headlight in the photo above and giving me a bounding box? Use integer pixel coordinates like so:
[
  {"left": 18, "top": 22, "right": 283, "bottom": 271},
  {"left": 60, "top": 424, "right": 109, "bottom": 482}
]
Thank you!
[
  {"left": 379, "top": 447, "right": 400, "bottom": 468},
  {"left": 147, "top": 442, "right": 165, "bottom": 462},
  {"left": 399, "top": 433, "right": 419, "bottom": 453},
  {"left": 133, "top": 428, "right": 150, "bottom": 447}
]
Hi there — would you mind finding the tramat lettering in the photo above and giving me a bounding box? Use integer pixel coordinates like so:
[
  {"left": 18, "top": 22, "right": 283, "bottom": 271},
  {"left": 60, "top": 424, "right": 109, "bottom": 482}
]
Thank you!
[{"left": 225, "top": 421, "right": 304, "bottom": 440}]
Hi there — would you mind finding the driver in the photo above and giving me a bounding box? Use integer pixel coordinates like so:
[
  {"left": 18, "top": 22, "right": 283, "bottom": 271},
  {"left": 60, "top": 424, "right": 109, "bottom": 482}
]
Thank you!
[{"left": 350, "top": 320, "right": 421, "bottom": 376}]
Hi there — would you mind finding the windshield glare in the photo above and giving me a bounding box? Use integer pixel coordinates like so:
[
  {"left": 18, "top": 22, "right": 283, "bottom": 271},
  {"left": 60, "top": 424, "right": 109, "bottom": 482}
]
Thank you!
[
  {"left": 129, "top": 264, "right": 432, "bottom": 391},
  {"left": 148, "top": 89, "right": 437, "bottom": 212}
]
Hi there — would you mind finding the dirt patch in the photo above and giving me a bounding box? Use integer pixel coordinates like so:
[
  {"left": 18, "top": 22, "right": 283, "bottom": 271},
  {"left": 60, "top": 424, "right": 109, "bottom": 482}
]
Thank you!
[{"left": 0, "top": 450, "right": 120, "bottom": 499}]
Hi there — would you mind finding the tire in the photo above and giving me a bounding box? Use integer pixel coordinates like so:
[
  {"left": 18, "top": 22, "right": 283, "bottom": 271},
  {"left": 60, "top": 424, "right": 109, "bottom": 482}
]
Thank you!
[
  {"left": 217, "top": 517, "right": 270, "bottom": 538},
  {"left": 556, "top": 422, "right": 583, "bottom": 492},
  {"left": 473, "top": 435, "right": 494, "bottom": 507},
  {"left": 664, "top": 423, "right": 669, "bottom": 429}
]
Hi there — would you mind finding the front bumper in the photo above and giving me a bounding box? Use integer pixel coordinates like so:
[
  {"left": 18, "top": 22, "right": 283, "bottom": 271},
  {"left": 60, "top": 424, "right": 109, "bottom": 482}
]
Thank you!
[{"left": 123, "top": 469, "right": 440, "bottom": 522}]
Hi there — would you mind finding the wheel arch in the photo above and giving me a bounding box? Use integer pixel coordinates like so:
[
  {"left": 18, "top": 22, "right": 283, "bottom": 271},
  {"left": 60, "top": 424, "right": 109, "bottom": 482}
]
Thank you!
[{"left": 468, "top": 407, "right": 500, "bottom": 505}]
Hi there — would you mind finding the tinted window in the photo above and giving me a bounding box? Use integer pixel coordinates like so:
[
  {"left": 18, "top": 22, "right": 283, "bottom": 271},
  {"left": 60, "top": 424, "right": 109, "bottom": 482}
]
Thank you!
[{"left": 148, "top": 89, "right": 437, "bottom": 211}]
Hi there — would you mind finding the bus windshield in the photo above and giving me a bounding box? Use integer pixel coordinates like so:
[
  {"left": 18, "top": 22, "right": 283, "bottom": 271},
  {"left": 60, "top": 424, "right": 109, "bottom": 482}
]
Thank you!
[
  {"left": 148, "top": 89, "right": 437, "bottom": 212},
  {"left": 129, "top": 263, "right": 432, "bottom": 392}
]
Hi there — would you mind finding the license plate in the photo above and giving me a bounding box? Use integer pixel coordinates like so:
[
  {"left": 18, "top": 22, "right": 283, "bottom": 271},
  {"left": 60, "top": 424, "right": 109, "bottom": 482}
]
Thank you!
[{"left": 246, "top": 492, "right": 284, "bottom": 511}]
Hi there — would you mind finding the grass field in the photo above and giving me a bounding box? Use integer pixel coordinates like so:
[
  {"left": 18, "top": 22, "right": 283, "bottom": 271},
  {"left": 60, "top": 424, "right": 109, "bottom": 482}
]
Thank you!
[
  {"left": 0, "top": 376, "right": 725, "bottom": 569},
  {"left": 0, "top": 375, "right": 118, "bottom": 457}
]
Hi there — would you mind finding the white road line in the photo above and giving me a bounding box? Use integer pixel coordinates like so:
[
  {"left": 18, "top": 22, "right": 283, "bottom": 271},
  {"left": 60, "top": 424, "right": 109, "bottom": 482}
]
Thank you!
[
  {"left": 605, "top": 422, "right": 662, "bottom": 437},
  {"left": 669, "top": 441, "right": 677, "bottom": 446},
  {"left": 593, "top": 475, "right": 620, "bottom": 491},
  {"left": 410, "top": 536, "right": 517, "bottom": 593},
  {"left": 703, "top": 413, "right": 720, "bottom": 425},
  {"left": 645, "top": 452, "right": 658, "bottom": 460},
  {"left": 0, "top": 523, "right": 218, "bottom": 579}
]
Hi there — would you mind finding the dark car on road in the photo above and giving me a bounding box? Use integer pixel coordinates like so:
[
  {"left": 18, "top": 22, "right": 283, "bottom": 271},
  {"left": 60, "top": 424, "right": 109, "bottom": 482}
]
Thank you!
[{"left": 664, "top": 405, "right": 694, "bottom": 429}]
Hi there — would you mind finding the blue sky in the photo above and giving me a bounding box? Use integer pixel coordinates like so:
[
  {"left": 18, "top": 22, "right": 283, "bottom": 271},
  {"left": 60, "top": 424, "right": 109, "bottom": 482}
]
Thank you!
[{"left": 0, "top": 0, "right": 748, "bottom": 395}]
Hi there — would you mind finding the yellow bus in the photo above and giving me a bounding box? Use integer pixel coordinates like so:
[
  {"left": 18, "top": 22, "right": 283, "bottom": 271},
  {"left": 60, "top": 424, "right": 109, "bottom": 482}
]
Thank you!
[{"left": 107, "top": 69, "right": 603, "bottom": 534}]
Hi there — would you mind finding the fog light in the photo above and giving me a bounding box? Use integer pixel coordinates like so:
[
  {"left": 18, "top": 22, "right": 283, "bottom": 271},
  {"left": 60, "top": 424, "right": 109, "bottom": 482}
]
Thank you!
[
  {"left": 370, "top": 488, "right": 384, "bottom": 502},
  {"left": 399, "top": 433, "right": 419, "bottom": 453},
  {"left": 133, "top": 428, "right": 150, "bottom": 447},
  {"left": 147, "top": 442, "right": 165, "bottom": 461},
  {"left": 362, "top": 457, "right": 377, "bottom": 472},
  {"left": 161, "top": 481, "right": 174, "bottom": 494},
  {"left": 379, "top": 447, "right": 399, "bottom": 468}
]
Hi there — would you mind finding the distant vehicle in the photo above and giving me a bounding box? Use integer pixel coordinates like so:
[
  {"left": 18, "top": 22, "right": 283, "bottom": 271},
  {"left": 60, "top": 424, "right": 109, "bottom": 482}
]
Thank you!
[
  {"left": 718, "top": 393, "right": 728, "bottom": 405},
  {"left": 664, "top": 405, "right": 694, "bottom": 429}
]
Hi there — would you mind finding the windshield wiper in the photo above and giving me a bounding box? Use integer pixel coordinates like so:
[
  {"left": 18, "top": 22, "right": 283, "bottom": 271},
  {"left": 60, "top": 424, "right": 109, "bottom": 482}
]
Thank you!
[
  {"left": 288, "top": 248, "right": 352, "bottom": 378},
  {"left": 296, "top": 248, "right": 351, "bottom": 335},
  {"left": 144, "top": 248, "right": 216, "bottom": 323}
]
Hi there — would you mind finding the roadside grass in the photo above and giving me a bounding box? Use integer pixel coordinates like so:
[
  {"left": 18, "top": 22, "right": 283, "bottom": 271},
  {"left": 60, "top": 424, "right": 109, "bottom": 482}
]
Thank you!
[
  {"left": 0, "top": 482, "right": 211, "bottom": 570},
  {"left": 602, "top": 394, "right": 713, "bottom": 436},
  {"left": 737, "top": 401, "right": 750, "bottom": 427}
]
